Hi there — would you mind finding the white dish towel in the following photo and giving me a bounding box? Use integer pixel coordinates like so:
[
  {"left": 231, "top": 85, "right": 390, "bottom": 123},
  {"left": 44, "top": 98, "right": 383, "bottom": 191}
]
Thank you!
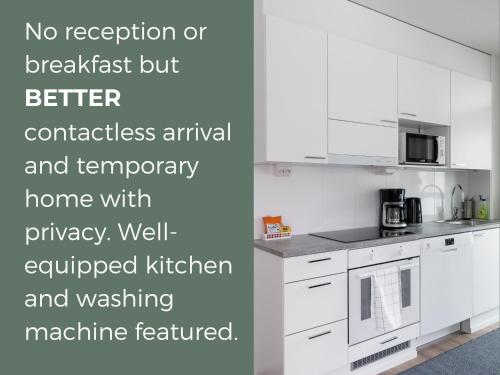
[{"left": 371, "top": 266, "right": 403, "bottom": 331}]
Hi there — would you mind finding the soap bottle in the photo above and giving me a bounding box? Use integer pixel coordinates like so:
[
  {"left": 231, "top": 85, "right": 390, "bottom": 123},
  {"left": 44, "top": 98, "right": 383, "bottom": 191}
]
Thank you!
[{"left": 477, "top": 195, "right": 489, "bottom": 220}]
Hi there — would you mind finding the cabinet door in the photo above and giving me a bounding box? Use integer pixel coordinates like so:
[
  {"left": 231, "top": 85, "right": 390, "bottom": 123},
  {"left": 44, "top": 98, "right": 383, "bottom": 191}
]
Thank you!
[
  {"left": 328, "top": 35, "right": 397, "bottom": 126},
  {"left": 473, "top": 229, "right": 500, "bottom": 315},
  {"left": 328, "top": 120, "right": 398, "bottom": 158},
  {"left": 398, "top": 56, "right": 450, "bottom": 125},
  {"left": 450, "top": 72, "right": 492, "bottom": 170},
  {"left": 266, "top": 16, "right": 327, "bottom": 163}
]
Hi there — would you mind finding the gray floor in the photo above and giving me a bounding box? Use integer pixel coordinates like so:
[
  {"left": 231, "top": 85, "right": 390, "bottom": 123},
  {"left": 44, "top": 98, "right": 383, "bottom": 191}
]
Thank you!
[
  {"left": 400, "top": 328, "right": 499, "bottom": 374},
  {"left": 381, "top": 323, "right": 500, "bottom": 374}
]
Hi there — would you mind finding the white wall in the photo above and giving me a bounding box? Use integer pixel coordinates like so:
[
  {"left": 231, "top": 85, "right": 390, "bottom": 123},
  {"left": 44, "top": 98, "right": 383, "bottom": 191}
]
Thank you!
[{"left": 254, "top": 165, "right": 490, "bottom": 238}]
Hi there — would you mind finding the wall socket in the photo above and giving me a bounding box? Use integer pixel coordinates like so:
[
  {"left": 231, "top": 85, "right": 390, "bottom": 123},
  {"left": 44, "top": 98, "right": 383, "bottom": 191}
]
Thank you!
[{"left": 273, "top": 164, "right": 292, "bottom": 177}]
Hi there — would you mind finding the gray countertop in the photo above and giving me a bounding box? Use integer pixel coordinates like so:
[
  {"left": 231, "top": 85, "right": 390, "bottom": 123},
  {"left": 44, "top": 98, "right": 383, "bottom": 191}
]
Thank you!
[{"left": 254, "top": 221, "right": 500, "bottom": 258}]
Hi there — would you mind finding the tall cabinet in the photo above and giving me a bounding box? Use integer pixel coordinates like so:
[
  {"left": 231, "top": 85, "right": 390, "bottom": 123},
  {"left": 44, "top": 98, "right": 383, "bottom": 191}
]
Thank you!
[
  {"left": 472, "top": 229, "right": 500, "bottom": 316},
  {"left": 450, "top": 72, "right": 492, "bottom": 170},
  {"left": 263, "top": 16, "right": 327, "bottom": 163}
]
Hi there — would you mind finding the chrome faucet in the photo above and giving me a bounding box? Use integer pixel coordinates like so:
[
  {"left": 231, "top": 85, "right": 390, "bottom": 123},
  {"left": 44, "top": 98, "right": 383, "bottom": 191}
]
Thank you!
[{"left": 451, "top": 184, "right": 464, "bottom": 220}]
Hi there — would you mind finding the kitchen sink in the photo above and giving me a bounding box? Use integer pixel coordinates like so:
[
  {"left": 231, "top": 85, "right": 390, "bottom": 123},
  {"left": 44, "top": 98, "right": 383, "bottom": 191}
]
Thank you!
[{"left": 435, "top": 219, "right": 490, "bottom": 226}]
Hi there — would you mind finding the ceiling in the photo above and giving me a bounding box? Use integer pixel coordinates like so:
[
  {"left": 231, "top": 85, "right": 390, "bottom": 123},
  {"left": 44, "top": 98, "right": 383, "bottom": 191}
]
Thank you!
[{"left": 350, "top": 0, "right": 500, "bottom": 55}]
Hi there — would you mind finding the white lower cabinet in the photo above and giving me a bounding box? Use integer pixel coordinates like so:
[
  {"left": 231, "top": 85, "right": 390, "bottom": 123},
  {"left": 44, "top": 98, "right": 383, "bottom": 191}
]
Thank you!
[
  {"left": 472, "top": 229, "right": 500, "bottom": 315},
  {"left": 349, "top": 323, "right": 419, "bottom": 364},
  {"left": 285, "top": 320, "right": 348, "bottom": 375},
  {"left": 254, "top": 248, "right": 348, "bottom": 375},
  {"left": 285, "top": 273, "right": 347, "bottom": 335},
  {"left": 284, "top": 250, "right": 347, "bottom": 283},
  {"left": 256, "top": 228, "right": 500, "bottom": 375}
]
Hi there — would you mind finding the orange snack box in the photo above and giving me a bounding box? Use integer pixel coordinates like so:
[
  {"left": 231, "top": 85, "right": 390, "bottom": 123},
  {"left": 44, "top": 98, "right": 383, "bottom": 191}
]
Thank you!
[{"left": 263, "top": 216, "right": 282, "bottom": 233}]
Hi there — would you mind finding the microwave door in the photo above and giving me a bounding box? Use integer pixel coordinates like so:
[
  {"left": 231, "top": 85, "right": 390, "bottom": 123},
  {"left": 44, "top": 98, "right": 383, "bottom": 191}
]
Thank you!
[{"left": 406, "top": 134, "right": 437, "bottom": 164}]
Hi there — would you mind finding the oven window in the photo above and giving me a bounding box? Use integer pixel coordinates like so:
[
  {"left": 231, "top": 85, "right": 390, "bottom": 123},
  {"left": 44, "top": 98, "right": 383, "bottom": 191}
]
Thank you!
[
  {"left": 401, "top": 269, "right": 412, "bottom": 308},
  {"left": 361, "top": 277, "right": 371, "bottom": 320},
  {"left": 406, "top": 134, "right": 437, "bottom": 163}
]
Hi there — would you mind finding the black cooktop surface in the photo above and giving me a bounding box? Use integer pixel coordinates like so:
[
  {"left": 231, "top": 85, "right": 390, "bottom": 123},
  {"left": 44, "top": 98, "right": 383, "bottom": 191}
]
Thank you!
[{"left": 311, "top": 227, "right": 415, "bottom": 243}]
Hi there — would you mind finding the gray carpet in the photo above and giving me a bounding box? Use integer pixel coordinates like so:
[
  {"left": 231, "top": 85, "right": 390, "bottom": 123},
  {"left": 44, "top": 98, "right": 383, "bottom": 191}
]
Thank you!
[{"left": 400, "top": 329, "right": 500, "bottom": 375}]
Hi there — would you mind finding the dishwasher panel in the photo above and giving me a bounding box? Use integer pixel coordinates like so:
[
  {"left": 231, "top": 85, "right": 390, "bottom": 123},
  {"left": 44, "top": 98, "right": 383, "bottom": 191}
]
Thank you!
[{"left": 420, "top": 232, "right": 473, "bottom": 336}]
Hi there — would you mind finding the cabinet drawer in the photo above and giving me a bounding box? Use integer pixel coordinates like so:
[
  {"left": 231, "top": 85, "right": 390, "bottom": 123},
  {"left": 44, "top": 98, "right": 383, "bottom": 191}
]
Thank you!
[
  {"left": 285, "top": 320, "right": 348, "bottom": 375},
  {"left": 349, "top": 241, "right": 420, "bottom": 269},
  {"left": 284, "top": 250, "right": 347, "bottom": 283},
  {"left": 285, "top": 273, "right": 347, "bottom": 335},
  {"left": 349, "top": 323, "right": 419, "bottom": 363},
  {"left": 328, "top": 120, "right": 397, "bottom": 158}
]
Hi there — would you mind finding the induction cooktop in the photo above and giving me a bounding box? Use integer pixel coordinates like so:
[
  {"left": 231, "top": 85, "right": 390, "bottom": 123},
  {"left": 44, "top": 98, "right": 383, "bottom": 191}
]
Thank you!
[{"left": 310, "top": 227, "right": 415, "bottom": 243}]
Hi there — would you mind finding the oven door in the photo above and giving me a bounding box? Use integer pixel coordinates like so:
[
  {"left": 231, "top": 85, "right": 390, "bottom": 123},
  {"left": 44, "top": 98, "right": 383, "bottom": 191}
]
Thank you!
[
  {"left": 348, "top": 257, "right": 420, "bottom": 345},
  {"left": 406, "top": 133, "right": 438, "bottom": 164}
]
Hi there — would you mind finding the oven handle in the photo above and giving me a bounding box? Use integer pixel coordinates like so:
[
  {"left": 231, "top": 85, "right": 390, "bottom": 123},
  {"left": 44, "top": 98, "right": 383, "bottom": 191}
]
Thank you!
[{"left": 358, "top": 262, "right": 419, "bottom": 279}]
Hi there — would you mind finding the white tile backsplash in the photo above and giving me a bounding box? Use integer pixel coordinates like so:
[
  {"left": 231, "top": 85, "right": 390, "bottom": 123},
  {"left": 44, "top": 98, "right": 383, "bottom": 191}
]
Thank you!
[{"left": 254, "top": 164, "right": 487, "bottom": 238}]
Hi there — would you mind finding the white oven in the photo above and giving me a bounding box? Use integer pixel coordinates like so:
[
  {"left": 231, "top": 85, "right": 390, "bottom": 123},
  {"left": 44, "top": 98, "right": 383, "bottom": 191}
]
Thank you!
[{"left": 348, "top": 245, "right": 420, "bottom": 345}]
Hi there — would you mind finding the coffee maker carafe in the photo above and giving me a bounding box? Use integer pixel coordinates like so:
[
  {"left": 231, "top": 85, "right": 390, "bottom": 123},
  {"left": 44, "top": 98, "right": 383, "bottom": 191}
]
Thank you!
[{"left": 380, "top": 189, "right": 407, "bottom": 229}]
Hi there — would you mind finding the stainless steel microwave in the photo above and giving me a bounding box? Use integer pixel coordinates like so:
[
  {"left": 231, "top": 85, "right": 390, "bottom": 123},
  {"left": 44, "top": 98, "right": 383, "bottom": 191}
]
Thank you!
[{"left": 399, "top": 132, "right": 446, "bottom": 165}]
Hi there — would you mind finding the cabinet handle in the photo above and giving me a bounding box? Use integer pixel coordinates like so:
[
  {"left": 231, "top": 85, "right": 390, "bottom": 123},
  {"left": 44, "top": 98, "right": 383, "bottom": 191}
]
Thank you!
[
  {"left": 308, "top": 330, "right": 332, "bottom": 340},
  {"left": 308, "top": 282, "right": 332, "bottom": 289},
  {"left": 380, "top": 336, "right": 398, "bottom": 345},
  {"left": 308, "top": 257, "right": 332, "bottom": 264},
  {"left": 473, "top": 233, "right": 485, "bottom": 237},
  {"left": 440, "top": 247, "right": 458, "bottom": 253},
  {"left": 452, "top": 163, "right": 467, "bottom": 167},
  {"left": 380, "top": 119, "right": 398, "bottom": 124},
  {"left": 304, "top": 156, "right": 326, "bottom": 160},
  {"left": 400, "top": 112, "right": 417, "bottom": 117}
]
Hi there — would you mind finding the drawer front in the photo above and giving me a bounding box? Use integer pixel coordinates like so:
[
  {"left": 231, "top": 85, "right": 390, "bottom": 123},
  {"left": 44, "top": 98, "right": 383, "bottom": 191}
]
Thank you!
[
  {"left": 284, "top": 250, "right": 347, "bottom": 283},
  {"left": 285, "top": 273, "right": 347, "bottom": 335},
  {"left": 349, "top": 323, "right": 419, "bottom": 363},
  {"left": 349, "top": 241, "right": 420, "bottom": 269},
  {"left": 285, "top": 320, "right": 348, "bottom": 375}
]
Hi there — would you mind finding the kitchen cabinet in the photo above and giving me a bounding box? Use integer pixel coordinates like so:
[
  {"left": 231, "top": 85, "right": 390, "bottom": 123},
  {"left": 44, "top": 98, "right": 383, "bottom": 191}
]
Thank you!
[
  {"left": 420, "top": 232, "right": 473, "bottom": 335},
  {"left": 328, "top": 120, "right": 398, "bottom": 166},
  {"left": 472, "top": 229, "right": 500, "bottom": 315},
  {"left": 398, "top": 56, "right": 451, "bottom": 126},
  {"left": 328, "top": 35, "right": 398, "bottom": 126},
  {"left": 284, "top": 320, "right": 347, "bottom": 375},
  {"left": 450, "top": 72, "right": 492, "bottom": 170},
  {"left": 284, "top": 250, "right": 347, "bottom": 283},
  {"left": 254, "top": 248, "right": 348, "bottom": 375},
  {"left": 263, "top": 16, "right": 327, "bottom": 163},
  {"left": 284, "top": 273, "right": 347, "bottom": 335}
]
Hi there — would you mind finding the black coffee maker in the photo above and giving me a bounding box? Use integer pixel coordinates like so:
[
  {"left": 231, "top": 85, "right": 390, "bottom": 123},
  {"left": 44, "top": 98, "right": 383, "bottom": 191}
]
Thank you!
[
  {"left": 380, "top": 189, "right": 407, "bottom": 229},
  {"left": 405, "top": 197, "right": 423, "bottom": 226}
]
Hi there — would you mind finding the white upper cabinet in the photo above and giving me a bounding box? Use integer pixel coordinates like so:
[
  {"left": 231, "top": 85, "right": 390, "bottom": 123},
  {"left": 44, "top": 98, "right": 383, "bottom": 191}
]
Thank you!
[
  {"left": 450, "top": 72, "right": 492, "bottom": 170},
  {"left": 398, "top": 56, "right": 451, "bottom": 126},
  {"left": 328, "top": 119, "right": 398, "bottom": 166},
  {"left": 328, "top": 35, "right": 398, "bottom": 126},
  {"left": 265, "top": 17, "right": 327, "bottom": 163}
]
